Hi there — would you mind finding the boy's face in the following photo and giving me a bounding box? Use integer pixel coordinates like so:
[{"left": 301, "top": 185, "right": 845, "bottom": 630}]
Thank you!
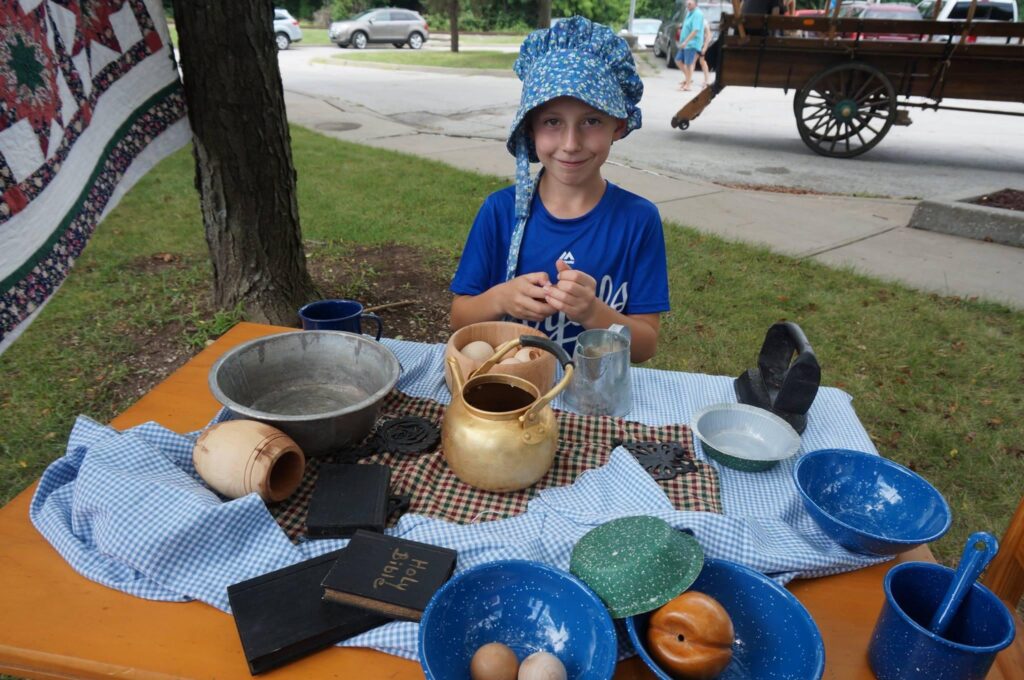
[{"left": 529, "top": 97, "right": 626, "bottom": 191}]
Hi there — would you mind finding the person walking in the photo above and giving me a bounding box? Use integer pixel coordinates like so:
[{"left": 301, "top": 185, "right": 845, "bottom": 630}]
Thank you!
[{"left": 673, "top": 0, "right": 706, "bottom": 91}]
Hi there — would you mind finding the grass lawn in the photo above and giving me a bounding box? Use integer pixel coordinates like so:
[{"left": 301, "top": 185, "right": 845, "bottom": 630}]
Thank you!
[
  {"left": 330, "top": 50, "right": 518, "bottom": 70},
  {"left": 1, "top": 125, "right": 1022, "bottom": 585},
  {"left": 456, "top": 33, "right": 527, "bottom": 45}
]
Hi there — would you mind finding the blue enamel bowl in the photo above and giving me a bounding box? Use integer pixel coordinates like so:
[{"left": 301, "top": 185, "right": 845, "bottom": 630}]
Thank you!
[
  {"left": 626, "top": 558, "right": 825, "bottom": 679},
  {"left": 794, "top": 448, "right": 952, "bottom": 556},
  {"left": 418, "top": 560, "right": 617, "bottom": 680}
]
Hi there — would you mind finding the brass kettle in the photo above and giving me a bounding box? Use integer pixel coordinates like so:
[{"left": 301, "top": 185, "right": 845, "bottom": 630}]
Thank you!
[{"left": 443, "top": 335, "right": 574, "bottom": 493}]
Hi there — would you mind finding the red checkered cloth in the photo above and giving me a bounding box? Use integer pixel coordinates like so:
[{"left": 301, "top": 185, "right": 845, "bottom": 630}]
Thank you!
[{"left": 270, "top": 391, "right": 722, "bottom": 541}]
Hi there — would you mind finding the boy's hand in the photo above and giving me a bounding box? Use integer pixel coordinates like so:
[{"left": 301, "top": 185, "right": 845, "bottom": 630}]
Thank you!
[
  {"left": 545, "top": 259, "right": 598, "bottom": 324},
  {"left": 500, "top": 273, "right": 556, "bottom": 321}
]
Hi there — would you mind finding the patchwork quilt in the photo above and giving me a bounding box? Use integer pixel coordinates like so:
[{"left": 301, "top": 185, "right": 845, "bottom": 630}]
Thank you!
[{"left": 0, "top": 0, "right": 189, "bottom": 353}]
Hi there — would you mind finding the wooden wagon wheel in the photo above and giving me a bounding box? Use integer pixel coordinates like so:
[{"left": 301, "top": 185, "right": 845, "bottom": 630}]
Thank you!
[{"left": 793, "top": 62, "right": 897, "bottom": 159}]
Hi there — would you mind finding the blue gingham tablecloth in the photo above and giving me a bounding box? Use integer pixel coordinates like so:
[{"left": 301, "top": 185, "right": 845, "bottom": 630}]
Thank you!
[{"left": 30, "top": 337, "right": 886, "bottom": 662}]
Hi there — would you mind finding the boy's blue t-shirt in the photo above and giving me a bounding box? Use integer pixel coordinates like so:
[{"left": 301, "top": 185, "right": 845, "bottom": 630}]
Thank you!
[{"left": 451, "top": 181, "right": 670, "bottom": 355}]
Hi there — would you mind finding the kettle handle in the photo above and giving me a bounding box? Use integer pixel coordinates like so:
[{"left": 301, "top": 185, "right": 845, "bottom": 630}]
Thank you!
[
  {"left": 519, "top": 335, "right": 575, "bottom": 424},
  {"left": 519, "top": 335, "right": 573, "bottom": 368}
]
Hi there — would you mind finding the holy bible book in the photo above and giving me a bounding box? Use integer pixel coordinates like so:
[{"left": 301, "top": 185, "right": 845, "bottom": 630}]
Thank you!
[
  {"left": 227, "top": 549, "right": 388, "bottom": 674},
  {"left": 320, "top": 530, "right": 458, "bottom": 622}
]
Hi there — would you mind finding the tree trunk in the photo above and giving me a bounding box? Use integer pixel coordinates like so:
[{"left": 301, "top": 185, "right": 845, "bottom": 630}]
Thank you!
[
  {"left": 538, "top": 0, "right": 552, "bottom": 28},
  {"left": 449, "top": 1, "right": 460, "bottom": 52},
  {"left": 170, "top": 0, "right": 317, "bottom": 326}
]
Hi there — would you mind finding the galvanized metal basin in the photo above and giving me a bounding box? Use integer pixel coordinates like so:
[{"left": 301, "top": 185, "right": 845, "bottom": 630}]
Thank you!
[{"left": 208, "top": 331, "right": 400, "bottom": 457}]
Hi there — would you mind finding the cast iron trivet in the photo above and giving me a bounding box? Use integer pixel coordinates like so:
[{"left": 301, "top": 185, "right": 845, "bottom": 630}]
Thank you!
[
  {"left": 376, "top": 416, "right": 440, "bottom": 454},
  {"left": 334, "top": 416, "right": 440, "bottom": 462},
  {"left": 618, "top": 440, "right": 697, "bottom": 481}
]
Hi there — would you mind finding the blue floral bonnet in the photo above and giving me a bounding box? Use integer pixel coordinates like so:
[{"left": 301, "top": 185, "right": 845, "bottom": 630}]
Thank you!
[{"left": 503, "top": 16, "right": 644, "bottom": 282}]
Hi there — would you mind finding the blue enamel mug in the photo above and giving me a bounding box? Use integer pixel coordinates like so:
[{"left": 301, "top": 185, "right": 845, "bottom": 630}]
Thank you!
[
  {"left": 297, "top": 299, "right": 383, "bottom": 340},
  {"left": 868, "top": 561, "right": 1015, "bottom": 680}
]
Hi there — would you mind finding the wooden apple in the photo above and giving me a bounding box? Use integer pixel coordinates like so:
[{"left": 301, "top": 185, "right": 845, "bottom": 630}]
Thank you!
[{"left": 646, "top": 591, "right": 734, "bottom": 680}]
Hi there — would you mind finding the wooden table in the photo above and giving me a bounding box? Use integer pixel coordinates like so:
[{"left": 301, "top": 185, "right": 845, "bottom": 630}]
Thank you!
[{"left": 1, "top": 322, "right": 1020, "bottom": 679}]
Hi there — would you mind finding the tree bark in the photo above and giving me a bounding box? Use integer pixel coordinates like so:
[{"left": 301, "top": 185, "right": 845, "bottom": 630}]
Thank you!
[
  {"left": 538, "top": 0, "right": 552, "bottom": 28},
  {"left": 449, "top": 1, "right": 460, "bottom": 52},
  {"left": 170, "top": 0, "right": 317, "bottom": 326}
]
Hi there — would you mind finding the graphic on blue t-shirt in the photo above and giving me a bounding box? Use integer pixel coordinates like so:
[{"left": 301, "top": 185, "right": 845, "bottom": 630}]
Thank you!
[{"left": 451, "top": 182, "right": 670, "bottom": 355}]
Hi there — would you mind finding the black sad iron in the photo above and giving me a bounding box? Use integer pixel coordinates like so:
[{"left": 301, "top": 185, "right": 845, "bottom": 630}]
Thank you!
[{"left": 734, "top": 322, "right": 820, "bottom": 434}]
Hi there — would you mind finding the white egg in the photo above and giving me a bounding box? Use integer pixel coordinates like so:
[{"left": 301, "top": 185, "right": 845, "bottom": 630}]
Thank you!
[
  {"left": 499, "top": 357, "right": 521, "bottom": 365},
  {"left": 518, "top": 651, "right": 566, "bottom": 680},
  {"left": 461, "top": 340, "right": 495, "bottom": 362},
  {"left": 515, "top": 348, "right": 540, "bottom": 363}
]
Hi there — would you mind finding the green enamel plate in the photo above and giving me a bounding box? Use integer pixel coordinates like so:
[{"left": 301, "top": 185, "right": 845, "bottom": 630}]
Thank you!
[{"left": 569, "top": 515, "right": 704, "bottom": 619}]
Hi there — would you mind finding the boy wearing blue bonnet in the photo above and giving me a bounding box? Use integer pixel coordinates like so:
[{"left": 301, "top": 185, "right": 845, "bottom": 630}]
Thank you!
[{"left": 450, "top": 16, "right": 670, "bottom": 362}]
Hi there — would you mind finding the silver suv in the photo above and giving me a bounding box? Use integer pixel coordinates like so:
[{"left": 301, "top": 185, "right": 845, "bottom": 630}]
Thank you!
[
  {"left": 329, "top": 8, "right": 430, "bottom": 49},
  {"left": 273, "top": 8, "right": 303, "bottom": 50}
]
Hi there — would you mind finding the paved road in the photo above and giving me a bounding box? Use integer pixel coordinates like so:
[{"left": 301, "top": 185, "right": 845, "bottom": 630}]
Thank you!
[{"left": 278, "top": 44, "right": 1024, "bottom": 199}]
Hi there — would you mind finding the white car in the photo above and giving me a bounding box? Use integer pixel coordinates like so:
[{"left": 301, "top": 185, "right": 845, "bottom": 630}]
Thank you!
[
  {"left": 917, "top": 0, "right": 1019, "bottom": 43},
  {"left": 273, "top": 8, "right": 303, "bottom": 50},
  {"left": 619, "top": 17, "right": 662, "bottom": 49}
]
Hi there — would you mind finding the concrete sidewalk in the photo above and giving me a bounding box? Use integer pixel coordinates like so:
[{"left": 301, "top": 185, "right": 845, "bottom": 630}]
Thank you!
[{"left": 284, "top": 89, "right": 1024, "bottom": 310}]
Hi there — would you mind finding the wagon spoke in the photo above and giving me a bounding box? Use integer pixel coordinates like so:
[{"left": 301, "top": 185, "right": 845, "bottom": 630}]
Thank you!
[
  {"left": 813, "top": 117, "right": 837, "bottom": 138},
  {"left": 852, "top": 75, "right": 877, "bottom": 102},
  {"left": 857, "top": 86, "right": 888, "bottom": 105},
  {"left": 804, "top": 112, "right": 831, "bottom": 128},
  {"left": 854, "top": 125, "right": 868, "bottom": 148},
  {"left": 863, "top": 110, "right": 892, "bottom": 121}
]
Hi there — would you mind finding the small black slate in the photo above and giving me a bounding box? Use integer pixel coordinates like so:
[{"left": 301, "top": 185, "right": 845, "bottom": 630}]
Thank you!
[{"left": 227, "top": 549, "right": 388, "bottom": 675}]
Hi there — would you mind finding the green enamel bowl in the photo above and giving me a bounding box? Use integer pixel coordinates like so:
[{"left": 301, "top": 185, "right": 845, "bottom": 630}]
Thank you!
[
  {"left": 569, "top": 516, "right": 703, "bottom": 619},
  {"left": 692, "top": 403, "right": 802, "bottom": 472}
]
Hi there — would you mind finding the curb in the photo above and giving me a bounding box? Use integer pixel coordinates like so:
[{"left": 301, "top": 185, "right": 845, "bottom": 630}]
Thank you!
[
  {"left": 315, "top": 56, "right": 518, "bottom": 78},
  {"left": 909, "top": 193, "right": 1024, "bottom": 248}
]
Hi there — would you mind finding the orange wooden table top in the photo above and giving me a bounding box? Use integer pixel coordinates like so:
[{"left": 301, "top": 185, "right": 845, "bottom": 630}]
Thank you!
[{"left": 0, "top": 322, "right": 1019, "bottom": 680}]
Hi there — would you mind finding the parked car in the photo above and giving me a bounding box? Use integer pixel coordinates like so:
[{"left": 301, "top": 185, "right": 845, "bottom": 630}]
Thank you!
[
  {"left": 918, "top": 0, "right": 1019, "bottom": 43},
  {"left": 793, "top": 8, "right": 825, "bottom": 36},
  {"left": 654, "top": 1, "right": 731, "bottom": 69},
  {"left": 329, "top": 7, "right": 430, "bottom": 49},
  {"left": 853, "top": 3, "right": 923, "bottom": 40},
  {"left": 618, "top": 17, "right": 663, "bottom": 49},
  {"left": 273, "top": 8, "right": 303, "bottom": 50}
]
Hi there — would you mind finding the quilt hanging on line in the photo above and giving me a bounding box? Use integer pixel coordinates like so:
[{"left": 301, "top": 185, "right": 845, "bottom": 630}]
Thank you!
[{"left": 0, "top": 0, "right": 189, "bottom": 354}]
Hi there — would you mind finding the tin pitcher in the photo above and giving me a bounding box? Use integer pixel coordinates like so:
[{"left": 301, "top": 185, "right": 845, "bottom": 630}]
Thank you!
[
  {"left": 443, "top": 336, "right": 573, "bottom": 492},
  {"left": 564, "top": 324, "right": 632, "bottom": 417}
]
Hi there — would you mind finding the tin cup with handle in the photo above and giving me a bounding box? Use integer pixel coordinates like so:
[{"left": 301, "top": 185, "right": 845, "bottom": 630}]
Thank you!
[
  {"left": 867, "top": 532, "right": 1016, "bottom": 680},
  {"left": 297, "top": 299, "right": 383, "bottom": 340}
]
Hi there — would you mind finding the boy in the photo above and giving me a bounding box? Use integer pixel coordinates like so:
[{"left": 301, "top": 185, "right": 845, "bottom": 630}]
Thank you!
[{"left": 450, "top": 17, "right": 669, "bottom": 363}]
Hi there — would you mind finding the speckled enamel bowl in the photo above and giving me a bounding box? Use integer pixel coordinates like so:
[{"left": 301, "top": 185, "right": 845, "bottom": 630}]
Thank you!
[
  {"left": 626, "top": 558, "right": 826, "bottom": 680},
  {"left": 692, "top": 404, "right": 801, "bottom": 472},
  {"left": 794, "top": 448, "right": 952, "bottom": 556},
  {"left": 418, "top": 560, "right": 617, "bottom": 679}
]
